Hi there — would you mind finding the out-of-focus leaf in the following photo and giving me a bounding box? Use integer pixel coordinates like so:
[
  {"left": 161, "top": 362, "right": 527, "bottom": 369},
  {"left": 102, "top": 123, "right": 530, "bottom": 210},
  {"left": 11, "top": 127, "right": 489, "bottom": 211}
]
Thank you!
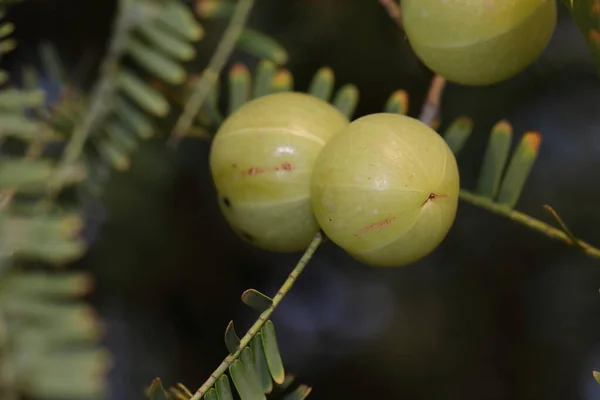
[
  {"left": 384, "top": 89, "right": 409, "bottom": 115},
  {"left": 95, "top": 137, "right": 130, "bottom": 171},
  {"left": 476, "top": 120, "right": 512, "bottom": 199},
  {"left": 0, "top": 89, "right": 44, "bottom": 110},
  {"left": 0, "top": 213, "right": 86, "bottom": 263},
  {"left": 105, "top": 120, "right": 139, "bottom": 152},
  {"left": 442, "top": 117, "right": 472, "bottom": 156},
  {"left": 0, "top": 22, "right": 15, "bottom": 38},
  {"left": 0, "top": 70, "right": 8, "bottom": 85},
  {"left": 332, "top": 84, "right": 359, "bottom": 118},
  {"left": 278, "top": 375, "right": 296, "bottom": 391},
  {"left": 563, "top": 0, "right": 600, "bottom": 77},
  {"left": 0, "top": 114, "right": 43, "bottom": 140},
  {"left": 271, "top": 69, "right": 293, "bottom": 93},
  {"left": 19, "top": 348, "right": 110, "bottom": 399},
  {"left": 137, "top": 21, "right": 196, "bottom": 61},
  {"left": 0, "top": 159, "right": 84, "bottom": 191},
  {"left": 114, "top": 96, "right": 154, "bottom": 139},
  {"left": 283, "top": 385, "right": 312, "bottom": 400},
  {"left": 236, "top": 29, "right": 288, "bottom": 65},
  {"left": 252, "top": 60, "right": 276, "bottom": 99},
  {"left": 307, "top": 67, "right": 334, "bottom": 101},
  {"left": 0, "top": 271, "right": 92, "bottom": 298},
  {"left": 196, "top": 0, "right": 236, "bottom": 19},
  {"left": 0, "top": 38, "right": 17, "bottom": 54},
  {"left": 147, "top": 378, "right": 169, "bottom": 400},
  {"left": 126, "top": 37, "right": 187, "bottom": 84},
  {"left": 117, "top": 68, "right": 170, "bottom": 116},
  {"left": 228, "top": 63, "right": 251, "bottom": 115},
  {"left": 156, "top": 0, "right": 204, "bottom": 42},
  {"left": 496, "top": 131, "right": 542, "bottom": 208},
  {"left": 39, "top": 41, "right": 67, "bottom": 85}
]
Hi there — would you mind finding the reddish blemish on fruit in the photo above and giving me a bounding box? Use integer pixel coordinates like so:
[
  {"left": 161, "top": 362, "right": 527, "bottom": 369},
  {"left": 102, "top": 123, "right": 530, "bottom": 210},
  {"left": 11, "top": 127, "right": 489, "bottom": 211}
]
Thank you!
[
  {"left": 238, "top": 162, "right": 295, "bottom": 175},
  {"left": 354, "top": 217, "right": 397, "bottom": 237},
  {"left": 244, "top": 167, "right": 266, "bottom": 175},
  {"left": 274, "top": 162, "right": 295, "bottom": 172}
]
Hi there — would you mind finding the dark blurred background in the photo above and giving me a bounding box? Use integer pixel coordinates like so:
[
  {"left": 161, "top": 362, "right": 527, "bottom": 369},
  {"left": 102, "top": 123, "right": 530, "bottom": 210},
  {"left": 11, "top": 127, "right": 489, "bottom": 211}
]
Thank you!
[{"left": 4, "top": 0, "right": 600, "bottom": 399}]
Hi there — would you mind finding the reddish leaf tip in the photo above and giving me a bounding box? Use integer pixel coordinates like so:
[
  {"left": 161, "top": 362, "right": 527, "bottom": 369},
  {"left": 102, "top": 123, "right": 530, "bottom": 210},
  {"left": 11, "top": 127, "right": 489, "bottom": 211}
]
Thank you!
[
  {"left": 273, "top": 69, "right": 292, "bottom": 85},
  {"left": 230, "top": 63, "right": 250, "bottom": 77},
  {"left": 523, "top": 131, "right": 542, "bottom": 151},
  {"left": 492, "top": 119, "right": 512, "bottom": 134}
]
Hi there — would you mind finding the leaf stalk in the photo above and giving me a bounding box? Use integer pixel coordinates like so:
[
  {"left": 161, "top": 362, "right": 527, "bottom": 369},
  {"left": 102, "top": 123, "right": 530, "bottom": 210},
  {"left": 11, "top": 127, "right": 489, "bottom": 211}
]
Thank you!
[{"left": 189, "top": 232, "right": 324, "bottom": 400}]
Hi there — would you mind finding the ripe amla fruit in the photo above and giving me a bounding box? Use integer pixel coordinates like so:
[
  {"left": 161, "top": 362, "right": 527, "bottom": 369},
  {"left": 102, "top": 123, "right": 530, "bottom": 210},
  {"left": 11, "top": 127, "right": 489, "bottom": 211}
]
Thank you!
[
  {"left": 402, "top": 0, "right": 557, "bottom": 86},
  {"left": 310, "top": 113, "right": 460, "bottom": 267},
  {"left": 209, "top": 92, "right": 349, "bottom": 253}
]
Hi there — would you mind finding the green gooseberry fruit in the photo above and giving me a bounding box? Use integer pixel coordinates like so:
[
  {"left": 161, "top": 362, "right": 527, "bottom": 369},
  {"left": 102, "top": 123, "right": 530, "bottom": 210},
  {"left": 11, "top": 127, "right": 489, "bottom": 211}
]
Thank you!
[
  {"left": 402, "top": 0, "right": 557, "bottom": 86},
  {"left": 209, "top": 92, "right": 350, "bottom": 253},
  {"left": 310, "top": 113, "right": 460, "bottom": 267}
]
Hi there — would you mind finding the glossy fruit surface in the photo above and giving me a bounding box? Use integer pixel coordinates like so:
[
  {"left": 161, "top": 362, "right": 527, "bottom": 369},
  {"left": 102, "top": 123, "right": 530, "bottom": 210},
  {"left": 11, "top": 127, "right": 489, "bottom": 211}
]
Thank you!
[
  {"left": 210, "top": 92, "right": 349, "bottom": 252},
  {"left": 402, "top": 0, "right": 557, "bottom": 86},
  {"left": 310, "top": 113, "right": 460, "bottom": 267}
]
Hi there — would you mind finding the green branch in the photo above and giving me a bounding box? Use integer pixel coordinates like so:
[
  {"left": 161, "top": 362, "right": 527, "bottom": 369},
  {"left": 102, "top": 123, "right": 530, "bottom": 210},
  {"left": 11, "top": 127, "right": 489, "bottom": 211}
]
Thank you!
[
  {"left": 43, "top": 0, "right": 136, "bottom": 202},
  {"left": 189, "top": 232, "right": 324, "bottom": 400},
  {"left": 459, "top": 190, "right": 600, "bottom": 259},
  {"left": 0, "top": 310, "right": 17, "bottom": 400},
  {"left": 169, "top": 0, "right": 255, "bottom": 146}
]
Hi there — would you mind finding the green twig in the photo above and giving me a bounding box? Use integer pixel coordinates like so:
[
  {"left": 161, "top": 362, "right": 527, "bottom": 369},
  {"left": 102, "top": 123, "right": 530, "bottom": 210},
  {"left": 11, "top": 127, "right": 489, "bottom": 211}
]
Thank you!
[
  {"left": 0, "top": 310, "right": 17, "bottom": 400},
  {"left": 169, "top": 0, "right": 255, "bottom": 147},
  {"left": 189, "top": 232, "right": 324, "bottom": 400},
  {"left": 42, "top": 0, "right": 136, "bottom": 203},
  {"left": 542, "top": 204, "right": 585, "bottom": 249},
  {"left": 460, "top": 190, "right": 600, "bottom": 259}
]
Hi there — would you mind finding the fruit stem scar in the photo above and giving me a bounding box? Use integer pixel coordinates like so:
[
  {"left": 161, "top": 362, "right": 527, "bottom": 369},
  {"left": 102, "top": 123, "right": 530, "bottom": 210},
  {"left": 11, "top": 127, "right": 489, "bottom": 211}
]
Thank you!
[
  {"left": 422, "top": 192, "right": 447, "bottom": 206},
  {"left": 354, "top": 216, "right": 396, "bottom": 237}
]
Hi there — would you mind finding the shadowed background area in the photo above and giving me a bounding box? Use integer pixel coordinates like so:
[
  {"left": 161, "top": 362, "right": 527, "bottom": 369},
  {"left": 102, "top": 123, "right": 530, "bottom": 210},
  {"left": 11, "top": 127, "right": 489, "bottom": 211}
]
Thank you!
[{"left": 3, "top": 0, "right": 600, "bottom": 399}]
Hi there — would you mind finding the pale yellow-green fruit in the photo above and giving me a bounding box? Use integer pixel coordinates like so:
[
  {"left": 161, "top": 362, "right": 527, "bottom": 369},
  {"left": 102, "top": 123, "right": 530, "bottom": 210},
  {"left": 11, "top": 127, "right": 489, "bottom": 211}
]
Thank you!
[
  {"left": 310, "top": 113, "right": 460, "bottom": 267},
  {"left": 402, "top": 0, "right": 557, "bottom": 86},
  {"left": 209, "top": 92, "right": 349, "bottom": 253}
]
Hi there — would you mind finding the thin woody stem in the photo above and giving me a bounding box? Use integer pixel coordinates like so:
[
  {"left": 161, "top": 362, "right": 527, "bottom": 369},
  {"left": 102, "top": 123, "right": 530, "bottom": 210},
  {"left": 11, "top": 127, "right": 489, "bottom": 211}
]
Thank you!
[
  {"left": 459, "top": 190, "right": 600, "bottom": 259},
  {"left": 40, "top": 0, "right": 136, "bottom": 210},
  {"left": 418, "top": 74, "right": 600, "bottom": 260},
  {"left": 379, "top": 0, "right": 403, "bottom": 30},
  {"left": 419, "top": 74, "right": 446, "bottom": 127},
  {"left": 189, "top": 232, "right": 325, "bottom": 400},
  {"left": 169, "top": 0, "right": 255, "bottom": 147}
]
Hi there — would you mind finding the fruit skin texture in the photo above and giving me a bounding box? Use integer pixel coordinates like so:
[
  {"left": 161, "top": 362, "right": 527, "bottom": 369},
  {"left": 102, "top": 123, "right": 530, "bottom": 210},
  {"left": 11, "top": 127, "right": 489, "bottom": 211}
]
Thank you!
[
  {"left": 402, "top": 0, "right": 557, "bottom": 86},
  {"left": 310, "top": 113, "right": 460, "bottom": 267},
  {"left": 209, "top": 92, "right": 349, "bottom": 253}
]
